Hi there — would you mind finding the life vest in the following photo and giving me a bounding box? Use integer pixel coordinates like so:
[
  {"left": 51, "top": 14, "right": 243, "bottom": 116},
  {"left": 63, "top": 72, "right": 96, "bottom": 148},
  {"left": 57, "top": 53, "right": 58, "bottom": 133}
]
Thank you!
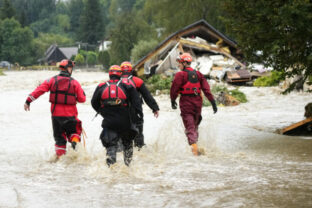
[
  {"left": 49, "top": 75, "right": 76, "bottom": 105},
  {"left": 180, "top": 68, "right": 201, "bottom": 96},
  {"left": 121, "top": 75, "right": 136, "bottom": 88},
  {"left": 100, "top": 80, "right": 128, "bottom": 107}
]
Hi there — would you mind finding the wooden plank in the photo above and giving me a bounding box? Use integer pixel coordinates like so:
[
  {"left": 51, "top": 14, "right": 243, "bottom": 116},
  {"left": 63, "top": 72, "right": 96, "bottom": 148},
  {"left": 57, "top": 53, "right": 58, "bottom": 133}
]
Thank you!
[
  {"left": 281, "top": 117, "right": 312, "bottom": 134},
  {"left": 212, "top": 66, "right": 223, "bottom": 71},
  {"left": 178, "top": 42, "right": 184, "bottom": 53},
  {"left": 227, "top": 78, "right": 251, "bottom": 83},
  {"left": 134, "top": 38, "right": 179, "bottom": 70}
]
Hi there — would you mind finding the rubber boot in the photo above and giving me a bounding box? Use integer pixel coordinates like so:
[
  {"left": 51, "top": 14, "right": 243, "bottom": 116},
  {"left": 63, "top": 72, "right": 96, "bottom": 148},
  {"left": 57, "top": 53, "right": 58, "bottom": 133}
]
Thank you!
[
  {"left": 71, "top": 136, "right": 80, "bottom": 150},
  {"left": 123, "top": 144, "right": 133, "bottom": 166},
  {"left": 191, "top": 143, "right": 198, "bottom": 156},
  {"left": 106, "top": 146, "right": 117, "bottom": 167}
]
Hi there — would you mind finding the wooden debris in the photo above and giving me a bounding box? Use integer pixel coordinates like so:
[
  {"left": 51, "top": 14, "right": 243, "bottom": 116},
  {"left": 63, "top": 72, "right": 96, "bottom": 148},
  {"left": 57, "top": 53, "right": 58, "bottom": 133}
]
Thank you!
[
  {"left": 280, "top": 117, "right": 312, "bottom": 136},
  {"left": 226, "top": 69, "right": 251, "bottom": 83}
]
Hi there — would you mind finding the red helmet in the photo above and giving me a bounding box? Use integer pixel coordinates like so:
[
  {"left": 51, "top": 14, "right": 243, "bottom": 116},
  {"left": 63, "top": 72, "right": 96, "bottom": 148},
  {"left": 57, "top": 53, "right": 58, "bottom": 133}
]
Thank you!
[
  {"left": 120, "top": 61, "right": 132, "bottom": 72},
  {"left": 59, "top": 59, "right": 75, "bottom": 70},
  {"left": 177, "top": 53, "right": 192, "bottom": 63},
  {"left": 109, "top": 65, "right": 122, "bottom": 77}
]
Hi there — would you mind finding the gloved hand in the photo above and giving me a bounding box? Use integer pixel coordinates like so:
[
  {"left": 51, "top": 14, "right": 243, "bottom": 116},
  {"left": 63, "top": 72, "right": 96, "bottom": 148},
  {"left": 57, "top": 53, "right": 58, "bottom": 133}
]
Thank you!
[
  {"left": 171, "top": 100, "right": 177, "bottom": 109},
  {"left": 211, "top": 100, "right": 218, "bottom": 114},
  {"left": 134, "top": 124, "right": 144, "bottom": 149},
  {"left": 134, "top": 134, "right": 144, "bottom": 148}
]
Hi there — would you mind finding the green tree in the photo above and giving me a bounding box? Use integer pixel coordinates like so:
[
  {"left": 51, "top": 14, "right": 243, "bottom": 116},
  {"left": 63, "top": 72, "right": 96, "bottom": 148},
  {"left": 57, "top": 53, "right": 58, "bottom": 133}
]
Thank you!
[
  {"left": 0, "top": 18, "right": 34, "bottom": 65},
  {"left": 0, "top": 0, "right": 16, "bottom": 20},
  {"left": 142, "top": 0, "right": 225, "bottom": 37},
  {"left": 109, "top": 11, "right": 157, "bottom": 64},
  {"left": 74, "top": 53, "right": 85, "bottom": 65},
  {"left": 98, "top": 50, "right": 110, "bottom": 69},
  {"left": 68, "top": 0, "right": 84, "bottom": 38},
  {"left": 55, "top": 14, "right": 70, "bottom": 32},
  {"left": 80, "top": 0, "right": 104, "bottom": 44},
  {"left": 86, "top": 51, "right": 97, "bottom": 65},
  {"left": 24, "top": 0, "right": 56, "bottom": 24},
  {"left": 131, "top": 39, "right": 158, "bottom": 63},
  {"left": 30, "top": 18, "right": 52, "bottom": 36},
  {"left": 221, "top": 0, "right": 312, "bottom": 92}
]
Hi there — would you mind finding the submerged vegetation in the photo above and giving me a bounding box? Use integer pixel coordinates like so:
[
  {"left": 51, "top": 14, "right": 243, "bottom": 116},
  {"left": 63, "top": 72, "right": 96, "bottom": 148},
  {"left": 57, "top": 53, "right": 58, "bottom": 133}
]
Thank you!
[
  {"left": 203, "top": 85, "right": 247, "bottom": 106},
  {"left": 144, "top": 74, "right": 247, "bottom": 107},
  {"left": 253, "top": 71, "right": 283, "bottom": 87},
  {"left": 144, "top": 74, "right": 173, "bottom": 94}
]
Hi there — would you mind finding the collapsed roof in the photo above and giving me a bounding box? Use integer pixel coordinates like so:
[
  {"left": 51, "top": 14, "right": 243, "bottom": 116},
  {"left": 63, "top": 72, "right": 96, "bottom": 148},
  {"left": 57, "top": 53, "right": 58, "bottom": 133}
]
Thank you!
[{"left": 133, "top": 19, "right": 245, "bottom": 77}]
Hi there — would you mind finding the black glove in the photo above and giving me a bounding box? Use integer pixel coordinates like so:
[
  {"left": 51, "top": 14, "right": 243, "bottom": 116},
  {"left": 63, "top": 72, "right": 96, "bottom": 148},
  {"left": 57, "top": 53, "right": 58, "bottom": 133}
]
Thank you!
[
  {"left": 211, "top": 100, "right": 218, "bottom": 114},
  {"left": 134, "top": 125, "right": 144, "bottom": 148},
  {"left": 171, "top": 100, "right": 177, "bottom": 109}
]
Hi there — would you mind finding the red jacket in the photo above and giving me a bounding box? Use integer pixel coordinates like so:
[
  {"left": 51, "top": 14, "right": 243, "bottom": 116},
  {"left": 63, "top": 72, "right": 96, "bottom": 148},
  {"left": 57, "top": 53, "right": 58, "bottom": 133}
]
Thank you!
[
  {"left": 26, "top": 72, "right": 86, "bottom": 117},
  {"left": 170, "top": 67, "right": 214, "bottom": 114}
]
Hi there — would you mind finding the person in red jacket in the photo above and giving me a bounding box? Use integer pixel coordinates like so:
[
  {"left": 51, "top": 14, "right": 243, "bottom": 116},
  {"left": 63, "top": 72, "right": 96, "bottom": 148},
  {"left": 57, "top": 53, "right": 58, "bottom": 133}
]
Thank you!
[
  {"left": 91, "top": 65, "right": 143, "bottom": 166},
  {"left": 120, "top": 61, "right": 159, "bottom": 149},
  {"left": 170, "top": 53, "right": 217, "bottom": 155},
  {"left": 24, "top": 59, "right": 86, "bottom": 158}
]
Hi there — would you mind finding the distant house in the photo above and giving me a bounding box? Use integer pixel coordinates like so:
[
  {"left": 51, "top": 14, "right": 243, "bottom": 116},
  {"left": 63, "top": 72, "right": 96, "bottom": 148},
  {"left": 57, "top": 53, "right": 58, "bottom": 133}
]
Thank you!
[
  {"left": 98, "top": 40, "right": 112, "bottom": 51},
  {"left": 133, "top": 19, "right": 245, "bottom": 78},
  {"left": 39, "top": 44, "right": 78, "bottom": 65}
]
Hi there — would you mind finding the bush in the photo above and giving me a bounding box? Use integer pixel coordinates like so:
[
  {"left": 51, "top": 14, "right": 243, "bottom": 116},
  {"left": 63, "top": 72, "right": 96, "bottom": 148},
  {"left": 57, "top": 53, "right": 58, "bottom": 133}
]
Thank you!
[
  {"left": 144, "top": 74, "right": 173, "bottom": 94},
  {"left": 131, "top": 39, "right": 159, "bottom": 63},
  {"left": 229, "top": 89, "right": 248, "bottom": 103},
  {"left": 74, "top": 54, "right": 85, "bottom": 65},
  {"left": 253, "top": 71, "right": 283, "bottom": 87},
  {"left": 86, "top": 51, "right": 97, "bottom": 65},
  {"left": 98, "top": 51, "right": 110, "bottom": 70},
  {"left": 0, "top": 68, "right": 5, "bottom": 75}
]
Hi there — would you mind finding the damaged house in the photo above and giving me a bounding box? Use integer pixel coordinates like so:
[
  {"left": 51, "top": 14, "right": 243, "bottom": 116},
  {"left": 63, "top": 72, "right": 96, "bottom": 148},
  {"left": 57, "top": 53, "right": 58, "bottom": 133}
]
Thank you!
[{"left": 133, "top": 19, "right": 251, "bottom": 84}]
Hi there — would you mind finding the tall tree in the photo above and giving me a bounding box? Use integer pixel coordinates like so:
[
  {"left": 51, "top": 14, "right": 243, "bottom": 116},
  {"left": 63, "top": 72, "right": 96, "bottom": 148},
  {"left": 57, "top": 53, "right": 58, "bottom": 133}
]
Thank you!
[
  {"left": 27, "top": 0, "right": 56, "bottom": 23},
  {"left": 79, "top": 0, "right": 104, "bottom": 44},
  {"left": 0, "top": 0, "right": 16, "bottom": 20},
  {"left": 222, "top": 0, "right": 312, "bottom": 92},
  {"left": 0, "top": 18, "right": 34, "bottom": 65},
  {"left": 68, "top": 0, "right": 84, "bottom": 38},
  {"left": 108, "top": 11, "right": 157, "bottom": 64},
  {"left": 142, "top": 0, "right": 225, "bottom": 37}
]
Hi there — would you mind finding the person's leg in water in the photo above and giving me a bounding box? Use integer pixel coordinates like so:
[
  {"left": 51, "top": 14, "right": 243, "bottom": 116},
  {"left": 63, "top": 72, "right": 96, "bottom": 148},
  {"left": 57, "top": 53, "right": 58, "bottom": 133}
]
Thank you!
[
  {"left": 100, "top": 128, "right": 119, "bottom": 167},
  {"left": 121, "top": 131, "right": 134, "bottom": 166},
  {"left": 181, "top": 113, "right": 199, "bottom": 155},
  {"left": 52, "top": 117, "right": 67, "bottom": 158},
  {"left": 63, "top": 116, "right": 82, "bottom": 150}
]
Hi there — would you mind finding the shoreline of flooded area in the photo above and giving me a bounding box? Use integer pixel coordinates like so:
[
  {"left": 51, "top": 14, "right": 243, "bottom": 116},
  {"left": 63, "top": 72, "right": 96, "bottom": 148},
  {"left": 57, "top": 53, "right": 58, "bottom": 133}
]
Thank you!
[{"left": 0, "top": 71, "right": 311, "bottom": 208}]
